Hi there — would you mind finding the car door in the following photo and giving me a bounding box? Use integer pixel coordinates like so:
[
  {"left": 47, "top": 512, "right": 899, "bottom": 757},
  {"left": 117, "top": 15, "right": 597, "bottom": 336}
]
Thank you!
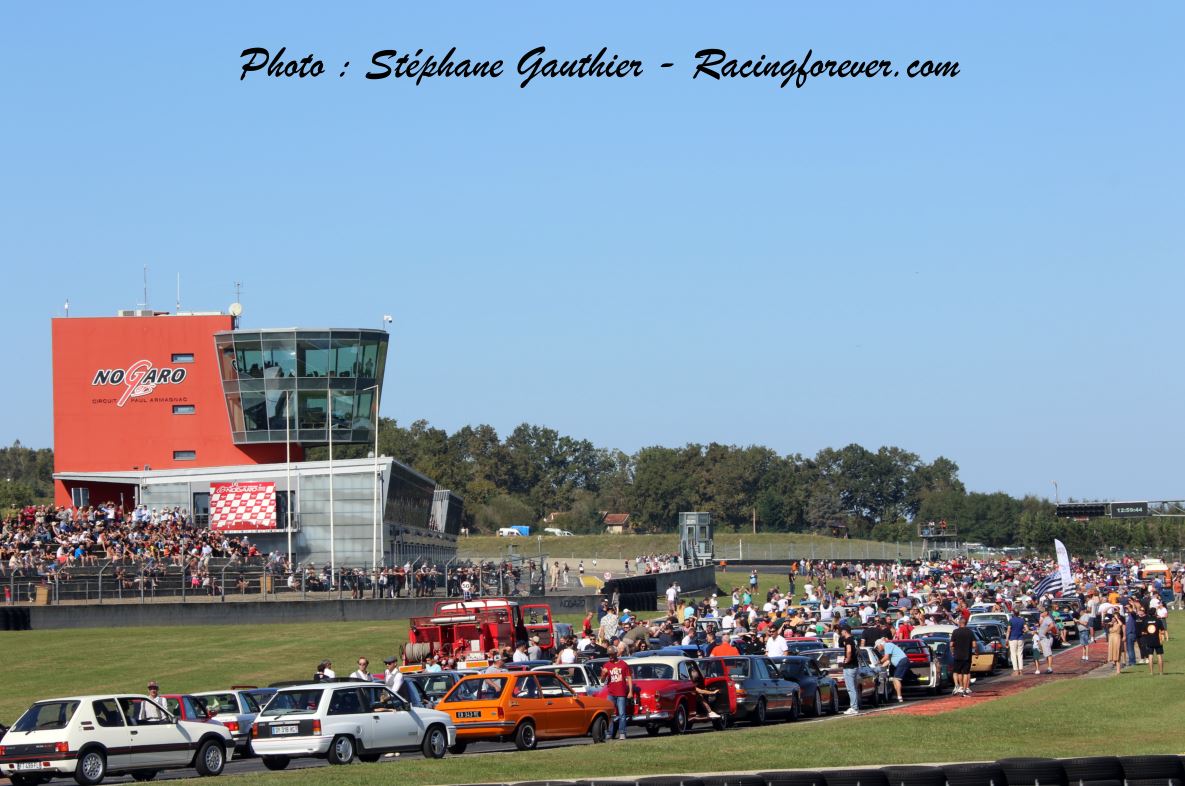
[
  {"left": 751, "top": 658, "right": 781, "bottom": 712},
  {"left": 326, "top": 687, "right": 372, "bottom": 750},
  {"left": 509, "top": 675, "right": 548, "bottom": 734},
  {"left": 535, "top": 673, "right": 584, "bottom": 736},
  {"left": 359, "top": 686, "right": 418, "bottom": 751},
  {"left": 90, "top": 699, "right": 133, "bottom": 772},
  {"left": 119, "top": 696, "right": 190, "bottom": 769}
]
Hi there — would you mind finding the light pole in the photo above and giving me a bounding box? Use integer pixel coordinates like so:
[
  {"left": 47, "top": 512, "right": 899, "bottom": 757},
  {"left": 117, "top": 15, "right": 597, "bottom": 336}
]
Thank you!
[
  {"left": 1052, "top": 481, "right": 1059, "bottom": 504},
  {"left": 364, "top": 383, "right": 381, "bottom": 574},
  {"left": 285, "top": 389, "right": 294, "bottom": 568},
  {"left": 328, "top": 393, "right": 335, "bottom": 590}
]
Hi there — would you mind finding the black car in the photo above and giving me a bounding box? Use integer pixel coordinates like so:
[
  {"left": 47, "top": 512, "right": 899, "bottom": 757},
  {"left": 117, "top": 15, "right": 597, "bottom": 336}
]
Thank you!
[
  {"left": 403, "top": 670, "right": 473, "bottom": 708},
  {"left": 769, "top": 655, "right": 839, "bottom": 716},
  {"left": 696, "top": 655, "right": 801, "bottom": 725},
  {"left": 968, "top": 621, "right": 1009, "bottom": 666}
]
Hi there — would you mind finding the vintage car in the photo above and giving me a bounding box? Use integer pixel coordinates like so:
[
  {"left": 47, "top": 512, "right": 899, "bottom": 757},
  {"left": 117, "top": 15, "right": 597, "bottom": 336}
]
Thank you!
[
  {"left": 0, "top": 694, "right": 233, "bottom": 785},
  {"left": 910, "top": 626, "right": 996, "bottom": 675},
  {"left": 533, "top": 663, "right": 603, "bottom": 695},
  {"left": 193, "top": 689, "right": 272, "bottom": 757},
  {"left": 249, "top": 682, "right": 454, "bottom": 768},
  {"left": 590, "top": 655, "right": 736, "bottom": 734},
  {"left": 158, "top": 694, "right": 218, "bottom": 724},
  {"left": 439, "top": 672, "right": 613, "bottom": 752},
  {"left": 809, "top": 649, "right": 881, "bottom": 708},
  {"left": 783, "top": 638, "right": 828, "bottom": 655},
  {"left": 768, "top": 656, "right": 839, "bottom": 716},
  {"left": 695, "top": 655, "right": 800, "bottom": 724},
  {"left": 858, "top": 647, "right": 894, "bottom": 704}
]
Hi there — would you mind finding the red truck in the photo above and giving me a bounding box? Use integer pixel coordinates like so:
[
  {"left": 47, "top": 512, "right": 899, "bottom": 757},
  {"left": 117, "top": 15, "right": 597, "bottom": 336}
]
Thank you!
[{"left": 403, "top": 598, "right": 567, "bottom": 668}]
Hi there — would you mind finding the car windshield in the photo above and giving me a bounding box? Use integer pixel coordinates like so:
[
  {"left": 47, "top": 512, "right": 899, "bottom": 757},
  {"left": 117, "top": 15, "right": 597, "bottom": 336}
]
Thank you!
[
  {"left": 695, "top": 660, "right": 728, "bottom": 678},
  {"left": 12, "top": 701, "right": 81, "bottom": 733},
  {"left": 630, "top": 663, "right": 674, "bottom": 680},
  {"left": 779, "top": 661, "right": 805, "bottom": 678},
  {"left": 444, "top": 677, "right": 508, "bottom": 703},
  {"left": 261, "top": 689, "right": 323, "bottom": 717},
  {"left": 410, "top": 675, "right": 456, "bottom": 697},
  {"left": 721, "top": 659, "right": 750, "bottom": 679}
]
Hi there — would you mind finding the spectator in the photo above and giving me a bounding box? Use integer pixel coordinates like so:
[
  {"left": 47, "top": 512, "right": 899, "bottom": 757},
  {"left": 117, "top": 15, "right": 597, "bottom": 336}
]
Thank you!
[
  {"left": 139, "top": 682, "right": 168, "bottom": 721},
  {"left": 383, "top": 656, "right": 404, "bottom": 692},
  {"left": 599, "top": 648, "right": 632, "bottom": 741},
  {"left": 876, "top": 638, "right": 909, "bottom": 703},
  {"left": 838, "top": 625, "right": 861, "bottom": 715},
  {"left": 950, "top": 616, "right": 975, "bottom": 696},
  {"left": 350, "top": 658, "right": 372, "bottom": 681},
  {"left": 1007, "top": 608, "right": 1027, "bottom": 675}
]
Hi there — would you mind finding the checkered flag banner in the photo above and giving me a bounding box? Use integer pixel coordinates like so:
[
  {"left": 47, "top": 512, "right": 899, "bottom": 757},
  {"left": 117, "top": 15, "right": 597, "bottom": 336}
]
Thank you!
[{"left": 209, "top": 482, "right": 277, "bottom": 531}]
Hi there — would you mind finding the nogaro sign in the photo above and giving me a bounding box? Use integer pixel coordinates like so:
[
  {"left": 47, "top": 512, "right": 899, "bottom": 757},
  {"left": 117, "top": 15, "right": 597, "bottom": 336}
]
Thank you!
[{"left": 91, "top": 360, "right": 188, "bottom": 407}]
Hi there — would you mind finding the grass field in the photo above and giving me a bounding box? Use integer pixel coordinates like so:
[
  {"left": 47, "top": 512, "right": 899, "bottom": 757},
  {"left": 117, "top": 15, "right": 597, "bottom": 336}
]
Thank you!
[
  {"left": 457, "top": 532, "right": 901, "bottom": 561},
  {"left": 2, "top": 613, "right": 1180, "bottom": 785}
]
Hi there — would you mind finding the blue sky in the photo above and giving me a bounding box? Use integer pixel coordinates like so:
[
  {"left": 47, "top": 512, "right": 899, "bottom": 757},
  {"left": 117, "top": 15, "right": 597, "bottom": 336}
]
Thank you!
[{"left": 2, "top": 2, "right": 1182, "bottom": 502}]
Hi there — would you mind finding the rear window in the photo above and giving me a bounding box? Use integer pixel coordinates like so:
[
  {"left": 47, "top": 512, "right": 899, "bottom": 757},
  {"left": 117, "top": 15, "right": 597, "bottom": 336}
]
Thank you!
[
  {"left": 444, "top": 677, "right": 508, "bottom": 703},
  {"left": 630, "top": 664, "right": 674, "bottom": 680},
  {"left": 201, "top": 693, "right": 238, "bottom": 714},
  {"left": 721, "top": 659, "right": 750, "bottom": 679},
  {"left": 12, "top": 701, "right": 80, "bottom": 732},
  {"left": 261, "top": 690, "right": 323, "bottom": 717}
]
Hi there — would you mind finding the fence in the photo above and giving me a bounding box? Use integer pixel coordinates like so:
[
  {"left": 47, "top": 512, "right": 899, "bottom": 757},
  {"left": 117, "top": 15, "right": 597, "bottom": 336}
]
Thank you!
[{"left": 713, "top": 539, "right": 930, "bottom": 562}]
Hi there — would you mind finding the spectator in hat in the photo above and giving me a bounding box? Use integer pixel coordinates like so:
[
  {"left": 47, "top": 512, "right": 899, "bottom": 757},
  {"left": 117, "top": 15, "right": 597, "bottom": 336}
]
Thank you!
[
  {"left": 139, "top": 682, "right": 168, "bottom": 721},
  {"left": 527, "top": 636, "right": 544, "bottom": 661},
  {"left": 383, "top": 656, "right": 404, "bottom": 692}
]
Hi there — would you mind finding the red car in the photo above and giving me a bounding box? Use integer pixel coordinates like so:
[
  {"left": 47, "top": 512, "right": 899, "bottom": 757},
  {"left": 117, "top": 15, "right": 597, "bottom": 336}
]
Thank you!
[
  {"left": 887, "top": 640, "right": 944, "bottom": 694},
  {"left": 590, "top": 655, "right": 736, "bottom": 735},
  {"left": 160, "top": 694, "right": 230, "bottom": 728}
]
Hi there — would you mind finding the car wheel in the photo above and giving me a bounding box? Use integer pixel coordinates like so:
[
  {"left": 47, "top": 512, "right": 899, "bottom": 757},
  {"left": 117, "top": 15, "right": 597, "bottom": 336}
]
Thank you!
[
  {"left": 670, "top": 703, "right": 689, "bottom": 734},
  {"left": 712, "top": 712, "right": 730, "bottom": 731},
  {"left": 590, "top": 714, "right": 609, "bottom": 743},
  {"left": 813, "top": 689, "right": 824, "bottom": 717},
  {"left": 131, "top": 772, "right": 158, "bottom": 782},
  {"left": 789, "top": 694, "right": 801, "bottom": 722},
  {"left": 645, "top": 723, "right": 660, "bottom": 736},
  {"left": 423, "top": 725, "right": 448, "bottom": 759},
  {"left": 829, "top": 689, "right": 839, "bottom": 715},
  {"left": 74, "top": 748, "right": 107, "bottom": 786},
  {"left": 358, "top": 753, "right": 382, "bottom": 763},
  {"left": 514, "top": 720, "right": 537, "bottom": 751},
  {"left": 195, "top": 740, "right": 225, "bottom": 777},
  {"left": 327, "top": 734, "right": 355, "bottom": 765},
  {"left": 448, "top": 741, "right": 468, "bottom": 755},
  {"left": 261, "top": 756, "right": 290, "bottom": 771},
  {"left": 752, "top": 698, "right": 767, "bottom": 726}
]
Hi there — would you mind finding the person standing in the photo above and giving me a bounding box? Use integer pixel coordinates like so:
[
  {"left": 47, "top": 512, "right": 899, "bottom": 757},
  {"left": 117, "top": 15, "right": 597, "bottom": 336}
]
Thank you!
[
  {"left": 1077, "top": 608, "right": 1093, "bottom": 661},
  {"left": 527, "top": 636, "right": 544, "bottom": 661},
  {"left": 1106, "top": 613, "right": 1124, "bottom": 674},
  {"left": 950, "top": 616, "right": 975, "bottom": 696},
  {"left": 839, "top": 626, "right": 861, "bottom": 715},
  {"left": 1124, "top": 605, "right": 1140, "bottom": 666},
  {"left": 350, "top": 658, "right": 372, "bottom": 681},
  {"left": 600, "top": 649, "right": 633, "bottom": 741},
  {"left": 1140, "top": 618, "right": 1165, "bottom": 675},
  {"left": 139, "top": 682, "right": 168, "bottom": 721},
  {"left": 1035, "top": 610, "right": 1056, "bottom": 674},
  {"left": 382, "top": 656, "right": 404, "bottom": 693}
]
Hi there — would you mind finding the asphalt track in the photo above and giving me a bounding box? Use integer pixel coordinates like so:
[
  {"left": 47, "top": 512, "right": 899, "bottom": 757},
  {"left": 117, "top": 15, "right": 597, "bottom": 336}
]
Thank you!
[{"left": 40, "top": 638, "right": 1096, "bottom": 784}]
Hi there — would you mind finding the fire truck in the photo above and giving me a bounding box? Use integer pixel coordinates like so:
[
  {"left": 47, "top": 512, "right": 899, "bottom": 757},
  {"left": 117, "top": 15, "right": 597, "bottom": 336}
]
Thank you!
[{"left": 402, "top": 598, "right": 567, "bottom": 669}]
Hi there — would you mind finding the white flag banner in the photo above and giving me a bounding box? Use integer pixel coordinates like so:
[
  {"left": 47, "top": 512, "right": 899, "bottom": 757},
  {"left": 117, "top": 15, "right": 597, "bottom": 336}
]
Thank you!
[{"left": 1054, "top": 538, "right": 1073, "bottom": 588}]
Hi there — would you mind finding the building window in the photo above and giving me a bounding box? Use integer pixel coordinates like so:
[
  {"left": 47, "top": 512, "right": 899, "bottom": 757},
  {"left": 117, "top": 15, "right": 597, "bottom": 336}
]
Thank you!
[
  {"left": 173, "top": 450, "right": 196, "bottom": 461},
  {"left": 172, "top": 405, "right": 196, "bottom": 415},
  {"left": 172, "top": 353, "right": 195, "bottom": 363}
]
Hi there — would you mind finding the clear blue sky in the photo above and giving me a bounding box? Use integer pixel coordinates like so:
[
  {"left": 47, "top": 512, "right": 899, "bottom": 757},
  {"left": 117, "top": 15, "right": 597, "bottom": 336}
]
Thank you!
[{"left": 2, "top": 2, "right": 1182, "bottom": 502}]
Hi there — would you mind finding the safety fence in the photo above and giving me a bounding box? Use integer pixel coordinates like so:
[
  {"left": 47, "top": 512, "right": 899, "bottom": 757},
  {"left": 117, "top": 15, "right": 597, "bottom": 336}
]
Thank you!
[{"left": 455, "top": 753, "right": 1185, "bottom": 786}]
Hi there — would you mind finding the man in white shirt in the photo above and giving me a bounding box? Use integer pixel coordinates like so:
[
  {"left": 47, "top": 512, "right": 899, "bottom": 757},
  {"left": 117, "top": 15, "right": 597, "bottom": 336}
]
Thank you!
[
  {"left": 765, "top": 629, "right": 789, "bottom": 657},
  {"left": 512, "top": 644, "right": 530, "bottom": 662},
  {"left": 382, "top": 657, "right": 404, "bottom": 693},
  {"left": 139, "top": 682, "right": 168, "bottom": 722}
]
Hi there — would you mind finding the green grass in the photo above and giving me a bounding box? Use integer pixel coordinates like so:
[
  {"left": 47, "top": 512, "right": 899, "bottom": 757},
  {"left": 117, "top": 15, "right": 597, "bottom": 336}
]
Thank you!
[
  {"left": 4, "top": 614, "right": 1180, "bottom": 786},
  {"left": 458, "top": 532, "right": 896, "bottom": 560}
]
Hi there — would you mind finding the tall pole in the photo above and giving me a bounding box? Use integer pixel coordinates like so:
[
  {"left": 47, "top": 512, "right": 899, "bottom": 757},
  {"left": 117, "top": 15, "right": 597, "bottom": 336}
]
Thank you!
[
  {"left": 286, "top": 390, "right": 293, "bottom": 567},
  {"left": 368, "top": 384, "right": 381, "bottom": 573},
  {"left": 1052, "top": 481, "right": 1059, "bottom": 504},
  {"left": 329, "top": 399, "right": 335, "bottom": 588}
]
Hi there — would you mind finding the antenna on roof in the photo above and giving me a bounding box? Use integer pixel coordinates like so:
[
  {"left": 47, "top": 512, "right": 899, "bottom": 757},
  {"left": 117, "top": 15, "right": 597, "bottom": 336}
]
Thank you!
[
  {"left": 64, "top": 298, "right": 70, "bottom": 318},
  {"left": 176, "top": 272, "right": 181, "bottom": 313}
]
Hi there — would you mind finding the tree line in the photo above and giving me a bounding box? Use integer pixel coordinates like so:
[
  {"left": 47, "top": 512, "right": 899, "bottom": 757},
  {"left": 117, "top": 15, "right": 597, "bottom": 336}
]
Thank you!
[{"left": 5, "top": 426, "right": 1183, "bottom": 555}]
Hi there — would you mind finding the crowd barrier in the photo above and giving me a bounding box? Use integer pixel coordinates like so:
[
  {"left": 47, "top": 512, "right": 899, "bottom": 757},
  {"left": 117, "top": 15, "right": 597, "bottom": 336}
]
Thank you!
[{"left": 451, "top": 754, "right": 1185, "bottom": 786}]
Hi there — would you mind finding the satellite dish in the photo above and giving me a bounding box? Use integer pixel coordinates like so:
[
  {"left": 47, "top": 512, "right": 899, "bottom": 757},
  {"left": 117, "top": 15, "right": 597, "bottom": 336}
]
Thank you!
[{"left": 228, "top": 302, "right": 243, "bottom": 317}]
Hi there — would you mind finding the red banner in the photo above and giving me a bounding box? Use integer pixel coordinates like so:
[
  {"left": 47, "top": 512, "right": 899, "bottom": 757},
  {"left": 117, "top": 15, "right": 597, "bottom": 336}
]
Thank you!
[{"left": 209, "top": 482, "right": 277, "bottom": 531}]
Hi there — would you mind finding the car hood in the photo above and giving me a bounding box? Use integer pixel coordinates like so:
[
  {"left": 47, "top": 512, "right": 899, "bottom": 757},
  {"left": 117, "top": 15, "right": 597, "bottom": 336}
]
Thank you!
[{"left": 410, "top": 707, "right": 453, "bottom": 726}]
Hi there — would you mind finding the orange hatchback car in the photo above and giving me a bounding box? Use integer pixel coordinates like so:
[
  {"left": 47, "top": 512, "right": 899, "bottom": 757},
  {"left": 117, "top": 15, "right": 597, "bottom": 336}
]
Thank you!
[{"left": 439, "top": 672, "right": 615, "bottom": 752}]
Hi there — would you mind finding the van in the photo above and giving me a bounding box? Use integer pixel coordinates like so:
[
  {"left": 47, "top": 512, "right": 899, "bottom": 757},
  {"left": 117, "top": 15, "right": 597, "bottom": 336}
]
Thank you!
[
  {"left": 496, "top": 527, "right": 522, "bottom": 537},
  {"left": 543, "top": 527, "right": 574, "bottom": 537}
]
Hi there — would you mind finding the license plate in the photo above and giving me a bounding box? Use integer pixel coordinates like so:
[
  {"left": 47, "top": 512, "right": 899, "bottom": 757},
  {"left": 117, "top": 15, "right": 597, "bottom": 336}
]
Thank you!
[
  {"left": 455, "top": 711, "right": 481, "bottom": 719},
  {"left": 18, "top": 763, "right": 43, "bottom": 771},
  {"left": 272, "top": 725, "right": 299, "bottom": 735}
]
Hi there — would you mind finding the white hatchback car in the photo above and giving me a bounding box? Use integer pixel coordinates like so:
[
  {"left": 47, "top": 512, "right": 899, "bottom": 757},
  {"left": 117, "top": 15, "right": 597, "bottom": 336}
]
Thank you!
[
  {"left": 0, "top": 694, "right": 233, "bottom": 786},
  {"left": 250, "top": 682, "right": 455, "bottom": 770}
]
